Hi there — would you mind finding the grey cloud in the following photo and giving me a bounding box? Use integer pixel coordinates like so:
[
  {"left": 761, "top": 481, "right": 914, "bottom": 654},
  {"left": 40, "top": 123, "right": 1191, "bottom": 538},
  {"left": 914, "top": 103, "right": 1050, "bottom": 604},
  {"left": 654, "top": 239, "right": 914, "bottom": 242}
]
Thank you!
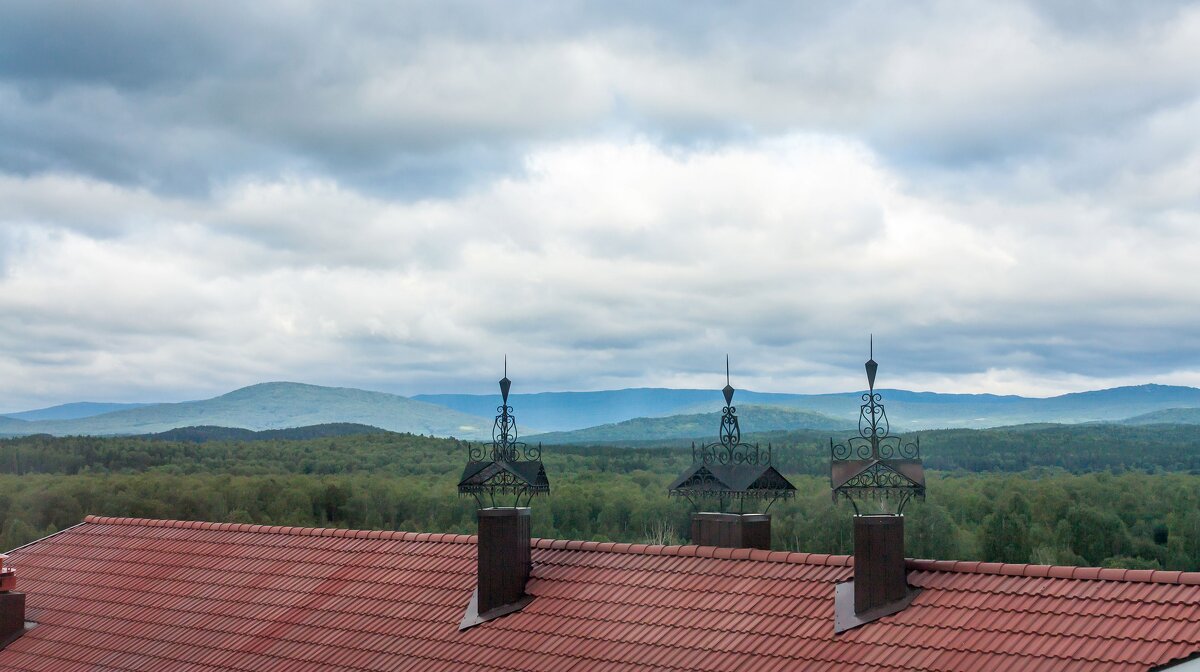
[
  {"left": 2, "top": 3, "right": 1200, "bottom": 407},
  {"left": 4, "top": 1, "right": 1198, "bottom": 196}
]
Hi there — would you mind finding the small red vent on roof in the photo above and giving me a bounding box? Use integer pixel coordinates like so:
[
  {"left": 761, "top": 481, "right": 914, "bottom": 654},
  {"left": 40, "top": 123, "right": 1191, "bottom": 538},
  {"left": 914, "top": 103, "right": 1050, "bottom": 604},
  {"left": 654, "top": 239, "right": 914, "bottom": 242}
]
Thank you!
[{"left": 0, "top": 554, "right": 25, "bottom": 649}]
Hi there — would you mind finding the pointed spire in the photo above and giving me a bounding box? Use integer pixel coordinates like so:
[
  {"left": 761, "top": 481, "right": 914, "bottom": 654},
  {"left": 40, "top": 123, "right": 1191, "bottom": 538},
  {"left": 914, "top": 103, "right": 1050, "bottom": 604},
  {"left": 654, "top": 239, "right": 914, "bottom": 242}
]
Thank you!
[
  {"left": 499, "top": 355, "right": 511, "bottom": 404},
  {"left": 722, "top": 355, "right": 735, "bottom": 406},
  {"left": 865, "top": 335, "right": 878, "bottom": 391}
]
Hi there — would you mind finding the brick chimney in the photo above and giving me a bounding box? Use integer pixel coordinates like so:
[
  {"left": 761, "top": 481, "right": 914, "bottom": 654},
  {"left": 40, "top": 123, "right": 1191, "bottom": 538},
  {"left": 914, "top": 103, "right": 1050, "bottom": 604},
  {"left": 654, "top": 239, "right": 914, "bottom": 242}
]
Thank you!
[
  {"left": 0, "top": 555, "right": 25, "bottom": 649},
  {"left": 834, "top": 515, "right": 919, "bottom": 633},
  {"left": 473, "top": 508, "right": 532, "bottom": 616},
  {"left": 691, "top": 512, "right": 771, "bottom": 550},
  {"left": 852, "top": 515, "right": 909, "bottom": 612},
  {"left": 830, "top": 343, "right": 924, "bottom": 633},
  {"left": 456, "top": 367, "right": 548, "bottom": 630}
]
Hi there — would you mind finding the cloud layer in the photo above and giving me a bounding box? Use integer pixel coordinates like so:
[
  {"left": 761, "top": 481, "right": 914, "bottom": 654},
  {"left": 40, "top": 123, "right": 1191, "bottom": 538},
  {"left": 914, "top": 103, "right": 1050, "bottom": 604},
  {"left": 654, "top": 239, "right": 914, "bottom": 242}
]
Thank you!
[{"left": 2, "top": 1, "right": 1199, "bottom": 408}]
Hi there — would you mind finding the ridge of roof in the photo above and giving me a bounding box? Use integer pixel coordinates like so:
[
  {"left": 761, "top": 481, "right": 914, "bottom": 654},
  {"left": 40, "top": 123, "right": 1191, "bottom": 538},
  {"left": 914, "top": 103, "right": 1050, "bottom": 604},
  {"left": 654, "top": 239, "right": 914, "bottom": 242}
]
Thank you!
[
  {"left": 82, "top": 515, "right": 479, "bottom": 544},
  {"left": 907, "top": 557, "right": 1200, "bottom": 585},
  {"left": 81, "top": 515, "right": 1200, "bottom": 585},
  {"left": 81, "top": 515, "right": 854, "bottom": 567}
]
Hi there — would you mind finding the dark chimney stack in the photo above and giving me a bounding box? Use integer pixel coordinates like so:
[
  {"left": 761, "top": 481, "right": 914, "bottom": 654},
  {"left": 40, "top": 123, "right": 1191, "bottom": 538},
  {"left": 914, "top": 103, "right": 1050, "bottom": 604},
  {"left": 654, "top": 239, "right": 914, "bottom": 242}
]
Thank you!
[
  {"left": 691, "top": 513, "right": 771, "bottom": 550},
  {"left": 853, "top": 515, "right": 908, "bottom": 613},
  {"left": 0, "top": 555, "right": 25, "bottom": 649},
  {"left": 834, "top": 515, "right": 919, "bottom": 632},
  {"left": 457, "top": 365, "right": 548, "bottom": 629},
  {"left": 830, "top": 341, "right": 925, "bottom": 633},
  {"left": 475, "top": 508, "right": 532, "bottom": 616}
]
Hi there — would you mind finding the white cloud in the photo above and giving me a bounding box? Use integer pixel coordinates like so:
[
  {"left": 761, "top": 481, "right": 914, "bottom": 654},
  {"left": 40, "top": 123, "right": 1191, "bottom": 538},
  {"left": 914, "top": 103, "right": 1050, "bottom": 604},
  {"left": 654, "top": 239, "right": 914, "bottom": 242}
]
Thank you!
[
  {"left": 2, "top": 1, "right": 1200, "bottom": 408},
  {"left": 3, "top": 132, "right": 1199, "bottom": 407}
]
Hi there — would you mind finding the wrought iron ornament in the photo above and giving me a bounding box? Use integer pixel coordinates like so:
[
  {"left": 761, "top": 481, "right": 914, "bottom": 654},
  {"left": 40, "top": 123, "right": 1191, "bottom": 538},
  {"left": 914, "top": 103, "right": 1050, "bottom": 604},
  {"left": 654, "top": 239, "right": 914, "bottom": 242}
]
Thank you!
[
  {"left": 669, "top": 357, "right": 797, "bottom": 511},
  {"left": 458, "top": 360, "right": 549, "bottom": 508},
  {"left": 693, "top": 357, "right": 774, "bottom": 468},
  {"left": 830, "top": 338, "right": 925, "bottom": 514}
]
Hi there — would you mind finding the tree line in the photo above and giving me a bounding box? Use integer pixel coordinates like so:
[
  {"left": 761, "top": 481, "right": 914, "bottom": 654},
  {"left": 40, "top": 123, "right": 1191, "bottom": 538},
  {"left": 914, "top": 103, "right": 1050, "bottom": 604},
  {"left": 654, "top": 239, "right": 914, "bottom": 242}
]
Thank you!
[{"left": 1, "top": 430, "right": 1197, "bottom": 572}]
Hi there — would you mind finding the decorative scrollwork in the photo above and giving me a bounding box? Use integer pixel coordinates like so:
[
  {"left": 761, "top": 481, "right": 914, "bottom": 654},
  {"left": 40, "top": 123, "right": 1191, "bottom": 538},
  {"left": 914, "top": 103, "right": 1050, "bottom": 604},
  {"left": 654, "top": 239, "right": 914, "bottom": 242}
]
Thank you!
[
  {"left": 491, "top": 402, "right": 522, "bottom": 462},
  {"left": 694, "top": 437, "right": 772, "bottom": 467},
  {"left": 841, "top": 464, "right": 909, "bottom": 489},
  {"left": 831, "top": 346, "right": 920, "bottom": 464},
  {"left": 463, "top": 397, "right": 543, "bottom": 464},
  {"left": 833, "top": 487, "right": 922, "bottom": 516},
  {"left": 457, "top": 364, "right": 550, "bottom": 509},
  {"left": 860, "top": 392, "right": 888, "bottom": 439},
  {"left": 670, "top": 358, "right": 797, "bottom": 513},
  {"left": 831, "top": 436, "right": 920, "bottom": 462},
  {"left": 670, "top": 480, "right": 796, "bottom": 513},
  {"left": 459, "top": 468, "right": 548, "bottom": 509},
  {"left": 694, "top": 404, "right": 773, "bottom": 467},
  {"left": 830, "top": 340, "right": 925, "bottom": 516},
  {"left": 719, "top": 405, "right": 741, "bottom": 446}
]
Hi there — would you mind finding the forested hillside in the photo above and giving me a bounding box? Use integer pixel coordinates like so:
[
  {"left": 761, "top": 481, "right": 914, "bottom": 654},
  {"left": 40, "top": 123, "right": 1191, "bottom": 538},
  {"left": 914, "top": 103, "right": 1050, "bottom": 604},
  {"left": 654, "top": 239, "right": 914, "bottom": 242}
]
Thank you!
[
  {"left": 3, "top": 427, "right": 1200, "bottom": 573},
  {"left": 528, "top": 405, "right": 850, "bottom": 444}
]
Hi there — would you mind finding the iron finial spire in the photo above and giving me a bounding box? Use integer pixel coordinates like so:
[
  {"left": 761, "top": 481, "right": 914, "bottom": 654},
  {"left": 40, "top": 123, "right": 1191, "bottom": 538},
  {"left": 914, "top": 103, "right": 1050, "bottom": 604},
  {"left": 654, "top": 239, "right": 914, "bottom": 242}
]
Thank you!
[
  {"left": 499, "top": 356, "right": 511, "bottom": 404},
  {"left": 723, "top": 354, "right": 735, "bottom": 406},
  {"left": 865, "top": 335, "right": 878, "bottom": 392}
]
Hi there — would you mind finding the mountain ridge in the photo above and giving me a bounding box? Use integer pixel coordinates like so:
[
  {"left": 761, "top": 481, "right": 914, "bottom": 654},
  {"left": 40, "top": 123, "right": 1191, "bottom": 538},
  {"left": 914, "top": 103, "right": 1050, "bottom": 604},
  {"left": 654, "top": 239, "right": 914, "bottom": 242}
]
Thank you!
[
  {"left": 0, "top": 382, "right": 495, "bottom": 439},
  {"left": 419, "top": 383, "right": 1200, "bottom": 431},
  {"left": 3, "top": 381, "right": 1199, "bottom": 439},
  {"left": 528, "top": 404, "right": 853, "bottom": 444},
  {"left": 1, "top": 401, "right": 154, "bottom": 421},
  {"left": 1119, "top": 407, "right": 1200, "bottom": 426}
]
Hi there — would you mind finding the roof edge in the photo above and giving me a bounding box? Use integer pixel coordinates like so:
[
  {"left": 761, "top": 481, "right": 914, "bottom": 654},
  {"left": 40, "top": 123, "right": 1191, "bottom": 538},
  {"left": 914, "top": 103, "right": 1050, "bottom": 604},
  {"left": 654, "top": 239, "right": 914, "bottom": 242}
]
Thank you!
[
  {"left": 79, "top": 515, "right": 852, "bottom": 567},
  {"left": 77, "top": 517, "right": 1200, "bottom": 584},
  {"left": 529, "top": 537, "right": 854, "bottom": 567},
  {"left": 81, "top": 515, "right": 478, "bottom": 544},
  {"left": 906, "top": 557, "right": 1200, "bottom": 585},
  {"left": 3, "top": 521, "right": 88, "bottom": 555}
]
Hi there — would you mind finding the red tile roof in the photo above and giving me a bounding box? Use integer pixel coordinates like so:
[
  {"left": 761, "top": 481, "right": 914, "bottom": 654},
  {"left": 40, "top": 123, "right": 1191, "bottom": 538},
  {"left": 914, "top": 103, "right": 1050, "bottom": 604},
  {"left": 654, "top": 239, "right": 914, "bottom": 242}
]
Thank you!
[{"left": 2, "top": 515, "right": 1200, "bottom": 671}]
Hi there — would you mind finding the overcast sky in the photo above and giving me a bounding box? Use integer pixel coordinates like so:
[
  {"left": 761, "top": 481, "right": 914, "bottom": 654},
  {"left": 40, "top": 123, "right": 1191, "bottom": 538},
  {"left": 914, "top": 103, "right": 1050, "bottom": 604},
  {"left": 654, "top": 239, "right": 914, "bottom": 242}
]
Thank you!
[{"left": 2, "top": 1, "right": 1199, "bottom": 409}]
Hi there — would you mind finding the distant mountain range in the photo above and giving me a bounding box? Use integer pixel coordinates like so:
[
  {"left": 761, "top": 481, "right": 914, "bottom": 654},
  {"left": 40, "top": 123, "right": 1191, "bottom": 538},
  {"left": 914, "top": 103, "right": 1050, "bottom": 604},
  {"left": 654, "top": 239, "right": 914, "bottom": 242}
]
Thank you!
[
  {"left": 418, "top": 384, "right": 1200, "bottom": 431},
  {"left": 3, "top": 381, "right": 1200, "bottom": 440},
  {"left": 413, "top": 388, "right": 726, "bottom": 432},
  {"left": 2, "top": 401, "right": 153, "bottom": 421},
  {"left": 0, "top": 383, "right": 494, "bottom": 439}
]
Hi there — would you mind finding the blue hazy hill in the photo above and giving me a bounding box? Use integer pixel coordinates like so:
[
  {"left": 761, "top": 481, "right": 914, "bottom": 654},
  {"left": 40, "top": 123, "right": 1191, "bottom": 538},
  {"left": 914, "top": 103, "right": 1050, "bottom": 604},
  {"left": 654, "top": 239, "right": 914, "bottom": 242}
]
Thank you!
[
  {"left": 414, "top": 388, "right": 723, "bottom": 432},
  {"left": 1119, "top": 407, "right": 1200, "bottom": 425},
  {"left": 0, "top": 383, "right": 495, "bottom": 439},
  {"left": 2, "top": 401, "right": 152, "bottom": 421},
  {"left": 528, "top": 405, "right": 853, "bottom": 444},
  {"left": 5, "top": 382, "right": 1199, "bottom": 440},
  {"left": 419, "top": 384, "right": 1200, "bottom": 432}
]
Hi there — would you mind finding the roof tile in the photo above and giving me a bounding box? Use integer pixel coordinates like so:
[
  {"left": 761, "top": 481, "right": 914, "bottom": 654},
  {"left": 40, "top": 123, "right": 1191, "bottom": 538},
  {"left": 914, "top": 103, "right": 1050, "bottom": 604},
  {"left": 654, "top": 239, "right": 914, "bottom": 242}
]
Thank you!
[{"left": 5, "top": 516, "right": 1200, "bottom": 671}]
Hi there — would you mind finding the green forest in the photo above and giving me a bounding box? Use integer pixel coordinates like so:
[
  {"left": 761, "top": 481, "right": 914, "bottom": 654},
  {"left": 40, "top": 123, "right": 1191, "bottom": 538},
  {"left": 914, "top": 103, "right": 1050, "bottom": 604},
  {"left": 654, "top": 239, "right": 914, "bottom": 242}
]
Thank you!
[{"left": 2, "top": 425, "right": 1199, "bottom": 572}]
